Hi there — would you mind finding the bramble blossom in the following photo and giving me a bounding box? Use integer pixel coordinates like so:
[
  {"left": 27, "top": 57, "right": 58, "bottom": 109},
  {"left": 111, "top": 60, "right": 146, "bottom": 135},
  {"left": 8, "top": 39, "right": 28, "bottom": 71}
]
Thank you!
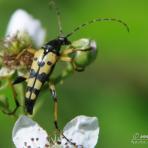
[{"left": 12, "top": 115, "right": 99, "bottom": 148}]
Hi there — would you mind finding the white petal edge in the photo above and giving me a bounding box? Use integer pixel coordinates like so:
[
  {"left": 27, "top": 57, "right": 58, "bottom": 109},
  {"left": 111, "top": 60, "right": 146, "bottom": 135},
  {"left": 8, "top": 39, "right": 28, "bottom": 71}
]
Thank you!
[
  {"left": 90, "top": 40, "right": 97, "bottom": 51},
  {"left": 12, "top": 115, "right": 50, "bottom": 148},
  {"left": 0, "top": 67, "right": 14, "bottom": 77},
  {"left": 61, "top": 115, "right": 99, "bottom": 148},
  {"left": 6, "top": 9, "right": 46, "bottom": 48}
]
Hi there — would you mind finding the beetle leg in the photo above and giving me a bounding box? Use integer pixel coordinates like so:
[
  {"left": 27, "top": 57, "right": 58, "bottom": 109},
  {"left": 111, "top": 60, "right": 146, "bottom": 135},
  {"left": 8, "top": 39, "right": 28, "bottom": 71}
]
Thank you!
[
  {"left": 59, "top": 56, "right": 72, "bottom": 62},
  {"left": 59, "top": 55, "right": 84, "bottom": 72},
  {"left": 61, "top": 48, "right": 74, "bottom": 55},
  {"left": 61, "top": 47, "right": 91, "bottom": 56},
  {"left": 49, "top": 83, "right": 77, "bottom": 147},
  {"left": 2, "top": 80, "right": 20, "bottom": 115},
  {"left": 60, "top": 47, "right": 91, "bottom": 72},
  {"left": 13, "top": 76, "right": 27, "bottom": 85},
  {"left": 49, "top": 84, "right": 59, "bottom": 131},
  {"left": 15, "top": 48, "right": 36, "bottom": 60}
]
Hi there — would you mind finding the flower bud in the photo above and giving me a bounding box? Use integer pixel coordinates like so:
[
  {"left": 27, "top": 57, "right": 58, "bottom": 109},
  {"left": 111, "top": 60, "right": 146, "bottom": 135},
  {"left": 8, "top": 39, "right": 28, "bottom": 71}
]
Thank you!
[{"left": 71, "top": 38, "right": 97, "bottom": 71}]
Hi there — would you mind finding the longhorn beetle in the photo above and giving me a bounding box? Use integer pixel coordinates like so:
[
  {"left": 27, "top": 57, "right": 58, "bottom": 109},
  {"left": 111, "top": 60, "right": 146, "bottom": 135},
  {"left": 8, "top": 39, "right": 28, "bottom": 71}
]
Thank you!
[{"left": 7, "top": 0, "right": 129, "bottom": 139}]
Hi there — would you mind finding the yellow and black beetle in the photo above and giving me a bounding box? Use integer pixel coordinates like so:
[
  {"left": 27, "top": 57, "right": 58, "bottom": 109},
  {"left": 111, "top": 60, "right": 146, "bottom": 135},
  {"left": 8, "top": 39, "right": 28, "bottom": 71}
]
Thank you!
[
  {"left": 14, "top": 18, "right": 129, "bottom": 109},
  {"left": 24, "top": 37, "right": 71, "bottom": 114},
  {"left": 6, "top": 2, "right": 129, "bottom": 135}
]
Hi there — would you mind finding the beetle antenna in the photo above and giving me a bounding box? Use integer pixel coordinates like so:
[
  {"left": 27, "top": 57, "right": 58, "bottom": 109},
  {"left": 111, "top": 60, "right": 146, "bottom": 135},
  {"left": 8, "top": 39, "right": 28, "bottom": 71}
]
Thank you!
[
  {"left": 49, "top": 0, "right": 64, "bottom": 37},
  {"left": 66, "top": 18, "right": 129, "bottom": 38}
]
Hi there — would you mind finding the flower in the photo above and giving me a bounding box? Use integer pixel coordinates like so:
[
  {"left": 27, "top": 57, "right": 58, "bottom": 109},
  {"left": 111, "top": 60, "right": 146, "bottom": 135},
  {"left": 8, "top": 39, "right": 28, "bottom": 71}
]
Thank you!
[
  {"left": 12, "top": 115, "right": 99, "bottom": 148},
  {"left": 5, "top": 9, "right": 46, "bottom": 48},
  {"left": 0, "top": 67, "right": 15, "bottom": 78},
  {"left": 0, "top": 9, "right": 46, "bottom": 77},
  {"left": 12, "top": 115, "right": 50, "bottom": 148},
  {"left": 61, "top": 115, "right": 99, "bottom": 148},
  {"left": 67, "top": 38, "right": 97, "bottom": 71}
]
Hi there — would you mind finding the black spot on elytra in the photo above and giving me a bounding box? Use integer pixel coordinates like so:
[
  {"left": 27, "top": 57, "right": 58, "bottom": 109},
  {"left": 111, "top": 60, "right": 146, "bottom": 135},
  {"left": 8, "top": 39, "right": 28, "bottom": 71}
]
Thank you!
[
  {"left": 29, "top": 69, "right": 37, "bottom": 78},
  {"left": 26, "top": 87, "right": 40, "bottom": 96},
  {"left": 47, "top": 61, "right": 52, "bottom": 65},
  {"left": 37, "top": 72, "right": 48, "bottom": 83},
  {"left": 38, "top": 61, "right": 45, "bottom": 67}
]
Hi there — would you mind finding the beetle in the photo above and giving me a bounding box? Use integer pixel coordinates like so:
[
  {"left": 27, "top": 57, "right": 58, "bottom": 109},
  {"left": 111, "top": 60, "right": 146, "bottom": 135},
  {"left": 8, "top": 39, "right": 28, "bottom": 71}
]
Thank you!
[
  {"left": 11, "top": 16, "right": 129, "bottom": 126},
  {"left": 4, "top": 1, "right": 129, "bottom": 137},
  {"left": 1, "top": 3, "right": 129, "bottom": 147}
]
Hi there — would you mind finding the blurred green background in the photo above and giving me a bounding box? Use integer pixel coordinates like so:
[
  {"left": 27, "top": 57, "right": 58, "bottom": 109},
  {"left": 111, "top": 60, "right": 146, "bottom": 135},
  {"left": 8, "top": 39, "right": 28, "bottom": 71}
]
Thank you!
[{"left": 0, "top": 0, "right": 148, "bottom": 147}]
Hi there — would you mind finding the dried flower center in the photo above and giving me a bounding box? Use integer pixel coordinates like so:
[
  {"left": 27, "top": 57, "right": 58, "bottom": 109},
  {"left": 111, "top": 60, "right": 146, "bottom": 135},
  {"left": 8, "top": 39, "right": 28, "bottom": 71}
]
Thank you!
[{"left": 3, "top": 50, "right": 34, "bottom": 69}]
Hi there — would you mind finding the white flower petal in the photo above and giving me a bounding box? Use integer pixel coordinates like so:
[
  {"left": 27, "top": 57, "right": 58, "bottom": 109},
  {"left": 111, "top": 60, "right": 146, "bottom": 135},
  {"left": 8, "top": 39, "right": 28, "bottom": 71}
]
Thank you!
[
  {"left": 61, "top": 115, "right": 99, "bottom": 148},
  {"left": 0, "top": 67, "right": 14, "bottom": 77},
  {"left": 12, "top": 115, "right": 50, "bottom": 148},
  {"left": 6, "top": 9, "right": 46, "bottom": 47}
]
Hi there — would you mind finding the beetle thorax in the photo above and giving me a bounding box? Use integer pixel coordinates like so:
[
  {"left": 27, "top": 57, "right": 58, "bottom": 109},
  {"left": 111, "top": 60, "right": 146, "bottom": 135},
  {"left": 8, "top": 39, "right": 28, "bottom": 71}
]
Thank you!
[{"left": 42, "top": 37, "right": 71, "bottom": 54}]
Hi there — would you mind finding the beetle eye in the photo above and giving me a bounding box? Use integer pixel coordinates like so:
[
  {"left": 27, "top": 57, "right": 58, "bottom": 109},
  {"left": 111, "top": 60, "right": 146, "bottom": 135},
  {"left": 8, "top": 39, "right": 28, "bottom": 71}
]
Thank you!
[{"left": 59, "top": 37, "right": 64, "bottom": 41}]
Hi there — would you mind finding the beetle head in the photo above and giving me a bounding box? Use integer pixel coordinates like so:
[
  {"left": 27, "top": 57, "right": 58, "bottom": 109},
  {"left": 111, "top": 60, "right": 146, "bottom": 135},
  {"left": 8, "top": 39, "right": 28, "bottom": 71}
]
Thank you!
[
  {"left": 58, "top": 36, "right": 71, "bottom": 45},
  {"left": 42, "top": 36, "right": 71, "bottom": 54}
]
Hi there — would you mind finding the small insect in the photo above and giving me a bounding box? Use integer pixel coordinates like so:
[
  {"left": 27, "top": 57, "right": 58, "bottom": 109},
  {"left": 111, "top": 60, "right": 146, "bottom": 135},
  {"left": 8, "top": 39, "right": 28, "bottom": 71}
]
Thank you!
[{"left": 6, "top": 0, "right": 129, "bottom": 137}]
